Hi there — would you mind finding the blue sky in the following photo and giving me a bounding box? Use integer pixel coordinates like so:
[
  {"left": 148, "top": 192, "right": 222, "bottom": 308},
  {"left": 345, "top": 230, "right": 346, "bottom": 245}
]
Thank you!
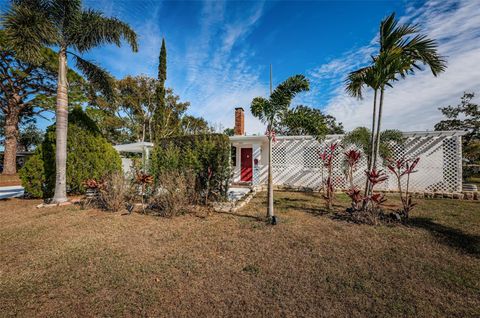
[{"left": 3, "top": 0, "right": 480, "bottom": 134}]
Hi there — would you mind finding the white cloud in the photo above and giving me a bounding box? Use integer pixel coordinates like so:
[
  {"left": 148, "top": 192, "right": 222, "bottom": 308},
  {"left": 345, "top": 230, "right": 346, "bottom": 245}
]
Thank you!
[
  {"left": 82, "top": 0, "right": 268, "bottom": 134},
  {"left": 319, "top": 0, "right": 480, "bottom": 131},
  {"left": 201, "top": 87, "right": 266, "bottom": 135},
  {"left": 179, "top": 0, "right": 268, "bottom": 134},
  {"left": 82, "top": 0, "right": 480, "bottom": 136},
  {"left": 82, "top": 1, "right": 163, "bottom": 77}
]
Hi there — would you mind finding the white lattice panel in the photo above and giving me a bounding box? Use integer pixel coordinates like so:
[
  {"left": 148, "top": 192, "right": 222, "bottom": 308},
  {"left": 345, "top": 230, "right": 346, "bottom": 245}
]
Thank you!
[{"left": 266, "top": 133, "right": 463, "bottom": 193}]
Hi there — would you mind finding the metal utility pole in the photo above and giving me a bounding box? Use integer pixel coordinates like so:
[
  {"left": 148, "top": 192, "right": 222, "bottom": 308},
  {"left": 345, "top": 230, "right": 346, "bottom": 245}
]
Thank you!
[
  {"left": 267, "top": 64, "right": 275, "bottom": 224},
  {"left": 270, "top": 64, "right": 272, "bottom": 95}
]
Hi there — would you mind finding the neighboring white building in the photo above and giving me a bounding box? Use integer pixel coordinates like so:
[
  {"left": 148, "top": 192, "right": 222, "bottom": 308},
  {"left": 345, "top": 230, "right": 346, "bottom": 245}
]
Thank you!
[
  {"left": 229, "top": 108, "right": 465, "bottom": 193},
  {"left": 113, "top": 141, "right": 154, "bottom": 175}
]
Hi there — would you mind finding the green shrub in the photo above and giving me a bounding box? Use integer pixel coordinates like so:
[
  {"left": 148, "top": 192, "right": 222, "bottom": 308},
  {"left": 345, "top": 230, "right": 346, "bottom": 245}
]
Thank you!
[
  {"left": 463, "top": 165, "right": 480, "bottom": 180},
  {"left": 150, "top": 134, "right": 231, "bottom": 203},
  {"left": 19, "top": 149, "right": 45, "bottom": 198},
  {"left": 19, "top": 108, "right": 121, "bottom": 198}
]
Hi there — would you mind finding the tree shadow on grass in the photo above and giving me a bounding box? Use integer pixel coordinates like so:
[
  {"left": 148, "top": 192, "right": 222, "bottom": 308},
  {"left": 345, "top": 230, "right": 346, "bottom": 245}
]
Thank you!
[
  {"left": 276, "top": 199, "right": 330, "bottom": 216},
  {"left": 216, "top": 210, "right": 265, "bottom": 222},
  {"left": 409, "top": 217, "right": 480, "bottom": 257},
  {"left": 270, "top": 193, "right": 328, "bottom": 216},
  {"left": 282, "top": 204, "right": 329, "bottom": 216}
]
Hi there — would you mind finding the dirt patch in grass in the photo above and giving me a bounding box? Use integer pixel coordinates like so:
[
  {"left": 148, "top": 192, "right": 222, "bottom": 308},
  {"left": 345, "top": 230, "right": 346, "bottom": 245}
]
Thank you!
[{"left": 0, "top": 192, "right": 479, "bottom": 317}]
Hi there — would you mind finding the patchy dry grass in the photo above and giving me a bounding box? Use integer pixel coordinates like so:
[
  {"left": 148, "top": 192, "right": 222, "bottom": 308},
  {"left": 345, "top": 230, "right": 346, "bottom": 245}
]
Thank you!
[{"left": 0, "top": 192, "right": 479, "bottom": 317}]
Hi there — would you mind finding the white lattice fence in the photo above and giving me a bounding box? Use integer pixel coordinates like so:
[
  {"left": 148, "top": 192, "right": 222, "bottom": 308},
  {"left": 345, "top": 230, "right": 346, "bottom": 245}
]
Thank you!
[{"left": 268, "top": 133, "right": 462, "bottom": 192}]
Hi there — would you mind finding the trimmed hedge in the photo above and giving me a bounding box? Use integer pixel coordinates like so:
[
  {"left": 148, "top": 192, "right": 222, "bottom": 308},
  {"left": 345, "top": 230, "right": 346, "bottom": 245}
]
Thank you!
[
  {"left": 150, "top": 134, "right": 231, "bottom": 202},
  {"left": 19, "top": 108, "right": 121, "bottom": 198}
]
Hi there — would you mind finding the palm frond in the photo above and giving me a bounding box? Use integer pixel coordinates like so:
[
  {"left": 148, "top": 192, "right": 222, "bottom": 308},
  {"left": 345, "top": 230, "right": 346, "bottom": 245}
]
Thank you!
[
  {"left": 67, "top": 9, "right": 138, "bottom": 52},
  {"left": 250, "top": 75, "right": 309, "bottom": 129},
  {"left": 270, "top": 74, "right": 309, "bottom": 110},
  {"left": 402, "top": 34, "right": 447, "bottom": 76},
  {"left": 344, "top": 127, "right": 404, "bottom": 161},
  {"left": 379, "top": 129, "right": 404, "bottom": 160},
  {"left": 250, "top": 97, "right": 269, "bottom": 124},
  {"left": 380, "top": 129, "right": 404, "bottom": 144},
  {"left": 50, "top": 0, "right": 82, "bottom": 31},
  {"left": 343, "top": 126, "right": 372, "bottom": 160},
  {"left": 71, "top": 53, "right": 115, "bottom": 99},
  {"left": 1, "top": 1, "right": 58, "bottom": 63},
  {"left": 379, "top": 13, "right": 397, "bottom": 52},
  {"left": 345, "top": 66, "right": 378, "bottom": 99},
  {"left": 379, "top": 12, "right": 446, "bottom": 78},
  {"left": 391, "top": 23, "right": 418, "bottom": 41}
]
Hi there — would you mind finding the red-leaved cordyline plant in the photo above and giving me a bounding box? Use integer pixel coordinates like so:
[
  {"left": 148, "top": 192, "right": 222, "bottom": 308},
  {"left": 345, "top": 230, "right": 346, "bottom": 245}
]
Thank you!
[
  {"left": 319, "top": 143, "right": 339, "bottom": 211},
  {"left": 344, "top": 149, "right": 362, "bottom": 210},
  {"left": 83, "top": 178, "right": 103, "bottom": 190},
  {"left": 387, "top": 157, "right": 420, "bottom": 219},
  {"left": 366, "top": 168, "right": 389, "bottom": 186},
  {"left": 364, "top": 168, "right": 388, "bottom": 222},
  {"left": 346, "top": 188, "right": 363, "bottom": 211}
]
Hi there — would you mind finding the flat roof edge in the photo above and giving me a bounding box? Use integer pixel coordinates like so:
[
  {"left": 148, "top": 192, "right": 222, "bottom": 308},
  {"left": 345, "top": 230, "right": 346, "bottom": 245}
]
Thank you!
[{"left": 229, "top": 130, "right": 467, "bottom": 141}]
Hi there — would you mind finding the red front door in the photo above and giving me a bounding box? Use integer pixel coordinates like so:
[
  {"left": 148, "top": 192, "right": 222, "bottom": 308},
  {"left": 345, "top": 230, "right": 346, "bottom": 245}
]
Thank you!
[{"left": 241, "top": 148, "right": 253, "bottom": 182}]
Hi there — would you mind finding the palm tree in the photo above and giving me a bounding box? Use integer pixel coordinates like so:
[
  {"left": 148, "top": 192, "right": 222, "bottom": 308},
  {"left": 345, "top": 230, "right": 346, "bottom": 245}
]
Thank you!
[
  {"left": 343, "top": 127, "right": 403, "bottom": 163},
  {"left": 345, "top": 13, "right": 446, "bottom": 199},
  {"left": 2, "top": 0, "right": 138, "bottom": 203},
  {"left": 345, "top": 54, "right": 401, "bottom": 197},
  {"left": 373, "top": 13, "right": 446, "bottom": 168},
  {"left": 345, "top": 63, "right": 381, "bottom": 195},
  {"left": 250, "top": 75, "right": 309, "bottom": 222}
]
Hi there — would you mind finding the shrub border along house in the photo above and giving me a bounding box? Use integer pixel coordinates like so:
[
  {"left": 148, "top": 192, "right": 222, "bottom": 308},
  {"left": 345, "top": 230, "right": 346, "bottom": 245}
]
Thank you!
[{"left": 150, "top": 133, "right": 231, "bottom": 204}]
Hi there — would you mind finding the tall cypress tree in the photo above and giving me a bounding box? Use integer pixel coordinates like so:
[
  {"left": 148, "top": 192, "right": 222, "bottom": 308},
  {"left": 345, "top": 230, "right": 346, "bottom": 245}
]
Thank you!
[
  {"left": 158, "top": 38, "right": 167, "bottom": 91},
  {"left": 154, "top": 38, "right": 167, "bottom": 140}
]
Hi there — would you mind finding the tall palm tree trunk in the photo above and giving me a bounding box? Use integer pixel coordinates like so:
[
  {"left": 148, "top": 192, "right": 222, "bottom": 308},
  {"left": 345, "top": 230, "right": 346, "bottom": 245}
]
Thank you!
[
  {"left": 2, "top": 108, "right": 19, "bottom": 175},
  {"left": 52, "top": 48, "right": 69, "bottom": 203},
  {"left": 363, "top": 89, "right": 378, "bottom": 198},
  {"left": 267, "top": 132, "right": 274, "bottom": 220},
  {"left": 369, "top": 89, "right": 378, "bottom": 171},
  {"left": 373, "top": 86, "right": 385, "bottom": 170}
]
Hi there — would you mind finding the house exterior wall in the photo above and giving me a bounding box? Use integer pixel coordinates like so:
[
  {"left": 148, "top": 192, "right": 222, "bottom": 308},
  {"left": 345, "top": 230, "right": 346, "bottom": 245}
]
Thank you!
[
  {"left": 231, "top": 142, "right": 267, "bottom": 184},
  {"left": 230, "top": 132, "right": 464, "bottom": 193},
  {"left": 232, "top": 144, "right": 248, "bottom": 183}
]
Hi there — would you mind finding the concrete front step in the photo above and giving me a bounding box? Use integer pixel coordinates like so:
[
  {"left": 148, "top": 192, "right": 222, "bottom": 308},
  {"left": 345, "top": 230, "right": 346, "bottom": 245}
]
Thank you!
[{"left": 228, "top": 187, "right": 251, "bottom": 202}]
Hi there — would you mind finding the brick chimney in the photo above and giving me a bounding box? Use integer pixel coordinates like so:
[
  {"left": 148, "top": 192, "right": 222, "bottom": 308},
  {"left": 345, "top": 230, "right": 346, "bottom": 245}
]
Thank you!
[{"left": 234, "top": 107, "right": 245, "bottom": 135}]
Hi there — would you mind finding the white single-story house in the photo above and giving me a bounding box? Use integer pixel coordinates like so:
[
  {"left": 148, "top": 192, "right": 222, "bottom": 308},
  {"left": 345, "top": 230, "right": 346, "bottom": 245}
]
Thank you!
[
  {"left": 229, "top": 108, "right": 466, "bottom": 193},
  {"left": 114, "top": 108, "right": 466, "bottom": 193}
]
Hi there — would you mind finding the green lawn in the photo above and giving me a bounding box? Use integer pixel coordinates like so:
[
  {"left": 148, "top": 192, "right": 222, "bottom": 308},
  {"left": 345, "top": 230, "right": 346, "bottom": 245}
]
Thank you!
[{"left": 0, "top": 192, "right": 479, "bottom": 317}]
